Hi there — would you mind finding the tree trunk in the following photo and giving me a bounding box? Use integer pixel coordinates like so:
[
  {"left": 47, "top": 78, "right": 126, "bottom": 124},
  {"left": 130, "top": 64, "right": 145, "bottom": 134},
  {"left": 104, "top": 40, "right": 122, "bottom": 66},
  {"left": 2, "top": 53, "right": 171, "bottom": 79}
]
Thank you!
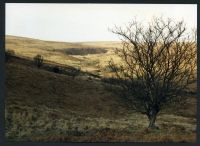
[
  {"left": 148, "top": 114, "right": 157, "bottom": 129},
  {"left": 147, "top": 109, "right": 159, "bottom": 129}
]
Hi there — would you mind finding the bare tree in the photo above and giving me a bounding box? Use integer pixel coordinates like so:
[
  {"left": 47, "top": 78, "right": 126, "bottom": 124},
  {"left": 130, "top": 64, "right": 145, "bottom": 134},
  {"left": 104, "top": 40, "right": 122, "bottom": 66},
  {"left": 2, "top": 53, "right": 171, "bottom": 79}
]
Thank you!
[{"left": 108, "top": 17, "right": 197, "bottom": 129}]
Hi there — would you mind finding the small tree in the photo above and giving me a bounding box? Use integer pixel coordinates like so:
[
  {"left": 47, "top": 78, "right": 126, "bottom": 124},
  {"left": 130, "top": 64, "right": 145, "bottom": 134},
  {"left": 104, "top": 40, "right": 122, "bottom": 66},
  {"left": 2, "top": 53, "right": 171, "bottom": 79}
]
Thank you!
[
  {"left": 34, "top": 54, "right": 44, "bottom": 68},
  {"left": 71, "top": 67, "right": 81, "bottom": 79},
  {"left": 5, "top": 49, "right": 15, "bottom": 62},
  {"left": 109, "top": 17, "right": 197, "bottom": 129}
]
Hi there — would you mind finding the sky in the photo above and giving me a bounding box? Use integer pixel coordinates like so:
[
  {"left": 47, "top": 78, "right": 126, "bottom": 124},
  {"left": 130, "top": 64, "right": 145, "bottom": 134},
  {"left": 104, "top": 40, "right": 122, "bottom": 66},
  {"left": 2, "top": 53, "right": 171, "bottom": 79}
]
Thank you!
[{"left": 6, "top": 4, "right": 197, "bottom": 42}]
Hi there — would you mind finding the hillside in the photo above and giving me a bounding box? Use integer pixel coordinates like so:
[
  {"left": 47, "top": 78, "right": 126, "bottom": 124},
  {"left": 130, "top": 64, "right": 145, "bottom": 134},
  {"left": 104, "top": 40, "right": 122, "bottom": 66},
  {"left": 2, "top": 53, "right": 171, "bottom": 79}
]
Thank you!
[
  {"left": 5, "top": 53, "right": 197, "bottom": 142},
  {"left": 5, "top": 36, "right": 197, "bottom": 142},
  {"left": 6, "top": 56, "right": 127, "bottom": 118},
  {"left": 6, "top": 35, "right": 122, "bottom": 75}
]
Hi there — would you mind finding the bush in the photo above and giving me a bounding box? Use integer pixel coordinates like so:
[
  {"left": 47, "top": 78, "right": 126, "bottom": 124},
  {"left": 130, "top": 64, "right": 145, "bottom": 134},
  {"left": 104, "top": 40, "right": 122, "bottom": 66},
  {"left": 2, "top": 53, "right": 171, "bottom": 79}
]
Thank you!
[
  {"left": 52, "top": 66, "right": 60, "bottom": 73},
  {"left": 71, "top": 67, "right": 81, "bottom": 79},
  {"left": 33, "top": 54, "right": 44, "bottom": 68},
  {"left": 5, "top": 49, "right": 15, "bottom": 62}
]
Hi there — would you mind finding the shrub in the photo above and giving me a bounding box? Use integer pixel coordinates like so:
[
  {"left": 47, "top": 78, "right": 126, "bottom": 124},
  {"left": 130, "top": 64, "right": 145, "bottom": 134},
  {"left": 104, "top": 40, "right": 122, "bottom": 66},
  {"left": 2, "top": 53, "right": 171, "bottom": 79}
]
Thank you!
[
  {"left": 33, "top": 54, "right": 44, "bottom": 68},
  {"left": 71, "top": 67, "right": 81, "bottom": 79},
  {"left": 52, "top": 66, "right": 60, "bottom": 73},
  {"left": 5, "top": 49, "right": 15, "bottom": 62}
]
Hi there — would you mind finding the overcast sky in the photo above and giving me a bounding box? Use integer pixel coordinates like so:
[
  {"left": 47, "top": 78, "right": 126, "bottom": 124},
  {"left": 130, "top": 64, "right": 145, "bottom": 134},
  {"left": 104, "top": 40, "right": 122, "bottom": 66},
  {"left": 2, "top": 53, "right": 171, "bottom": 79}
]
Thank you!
[{"left": 6, "top": 4, "right": 197, "bottom": 42}]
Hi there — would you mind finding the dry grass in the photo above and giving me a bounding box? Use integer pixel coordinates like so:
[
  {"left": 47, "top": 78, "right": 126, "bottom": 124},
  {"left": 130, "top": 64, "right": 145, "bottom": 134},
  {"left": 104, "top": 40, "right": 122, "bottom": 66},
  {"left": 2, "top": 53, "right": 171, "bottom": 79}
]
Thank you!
[
  {"left": 5, "top": 35, "right": 197, "bottom": 142},
  {"left": 5, "top": 35, "right": 121, "bottom": 74}
]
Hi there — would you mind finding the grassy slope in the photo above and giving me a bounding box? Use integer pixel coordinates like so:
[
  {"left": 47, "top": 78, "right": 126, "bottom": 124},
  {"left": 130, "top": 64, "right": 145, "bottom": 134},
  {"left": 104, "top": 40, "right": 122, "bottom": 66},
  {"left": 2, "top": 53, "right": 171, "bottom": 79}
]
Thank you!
[
  {"left": 5, "top": 56, "right": 197, "bottom": 142},
  {"left": 6, "top": 35, "right": 122, "bottom": 74},
  {"left": 6, "top": 57, "right": 127, "bottom": 118},
  {"left": 5, "top": 35, "right": 197, "bottom": 142}
]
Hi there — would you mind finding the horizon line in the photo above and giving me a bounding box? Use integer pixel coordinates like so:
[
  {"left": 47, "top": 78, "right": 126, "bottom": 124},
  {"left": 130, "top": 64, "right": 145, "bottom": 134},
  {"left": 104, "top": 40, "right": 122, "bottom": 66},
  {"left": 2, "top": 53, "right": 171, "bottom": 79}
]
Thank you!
[{"left": 5, "top": 34, "right": 122, "bottom": 43}]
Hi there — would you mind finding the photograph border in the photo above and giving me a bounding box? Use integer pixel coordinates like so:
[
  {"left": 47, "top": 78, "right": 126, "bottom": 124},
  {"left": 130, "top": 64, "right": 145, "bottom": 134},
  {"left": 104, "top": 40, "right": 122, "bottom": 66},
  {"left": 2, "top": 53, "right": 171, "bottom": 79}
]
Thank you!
[{"left": 0, "top": 0, "right": 199, "bottom": 146}]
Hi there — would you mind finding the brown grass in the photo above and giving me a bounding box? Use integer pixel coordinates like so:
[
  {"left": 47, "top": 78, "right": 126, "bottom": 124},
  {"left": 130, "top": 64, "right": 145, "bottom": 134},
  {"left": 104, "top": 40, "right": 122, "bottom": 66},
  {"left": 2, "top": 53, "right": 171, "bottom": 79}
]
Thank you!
[
  {"left": 6, "top": 35, "right": 122, "bottom": 74},
  {"left": 30, "top": 129, "right": 196, "bottom": 142},
  {"left": 5, "top": 35, "right": 197, "bottom": 142}
]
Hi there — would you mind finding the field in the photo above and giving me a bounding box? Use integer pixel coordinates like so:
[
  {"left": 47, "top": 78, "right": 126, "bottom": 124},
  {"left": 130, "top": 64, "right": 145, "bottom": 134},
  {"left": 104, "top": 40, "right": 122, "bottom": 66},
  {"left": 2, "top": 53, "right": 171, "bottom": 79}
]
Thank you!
[
  {"left": 5, "top": 35, "right": 197, "bottom": 142},
  {"left": 6, "top": 35, "right": 122, "bottom": 75}
]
